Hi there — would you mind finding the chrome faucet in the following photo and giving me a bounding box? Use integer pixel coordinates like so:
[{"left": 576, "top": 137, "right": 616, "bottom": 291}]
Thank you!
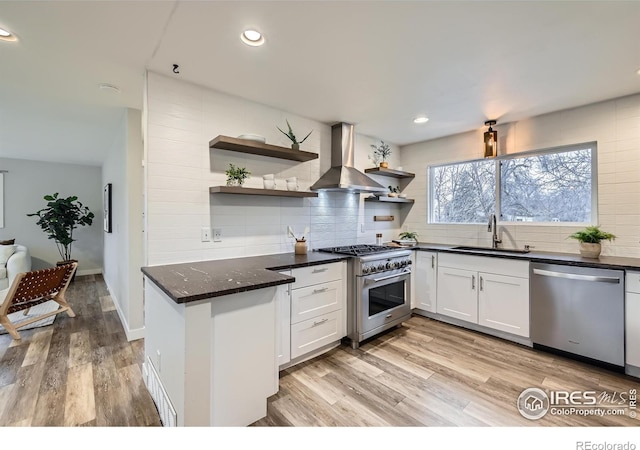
[{"left": 488, "top": 214, "right": 502, "bottom": 249}]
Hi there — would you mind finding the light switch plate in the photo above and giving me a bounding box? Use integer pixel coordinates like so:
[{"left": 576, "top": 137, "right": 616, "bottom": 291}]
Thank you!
[{"left": 201, "top": 227, "right": 211, "bottom": 242}]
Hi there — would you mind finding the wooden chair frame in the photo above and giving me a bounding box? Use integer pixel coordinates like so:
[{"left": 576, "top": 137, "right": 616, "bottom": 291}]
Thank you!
[{"left": 0, "top": 262, "right": 77, "bottom": 340}]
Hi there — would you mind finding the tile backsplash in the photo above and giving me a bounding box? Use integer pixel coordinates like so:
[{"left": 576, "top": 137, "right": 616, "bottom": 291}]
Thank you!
[{"left": 145, "top": 72, "right": 402, "bottom": 265}]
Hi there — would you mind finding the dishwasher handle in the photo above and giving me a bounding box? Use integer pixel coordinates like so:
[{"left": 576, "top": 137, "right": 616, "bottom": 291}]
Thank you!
[{"left": 532, "top": 268, "right": 620, "bottom": 284}]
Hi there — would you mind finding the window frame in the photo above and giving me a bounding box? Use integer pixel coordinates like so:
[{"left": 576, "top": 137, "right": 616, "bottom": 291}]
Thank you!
[{"left": 428, "top": 141, "right": 598, "bottom": 226}]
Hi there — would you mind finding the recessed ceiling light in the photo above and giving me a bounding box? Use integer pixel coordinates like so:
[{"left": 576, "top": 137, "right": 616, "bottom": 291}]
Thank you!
[
  {"left": 0, "top": 27, "right": 17, "bottom": 42},
  {"left": 413, "top": 116, "right": 429, "bottom": 124},
  {"left": 99, "top": 83, "right": 121, "bottom": 94},
  {"left": 241, "top": 29, "right": 265, "bottom": 47}
]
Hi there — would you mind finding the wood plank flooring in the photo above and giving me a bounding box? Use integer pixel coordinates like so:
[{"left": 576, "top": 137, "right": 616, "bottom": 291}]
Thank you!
[
  {"left": 253, "top": 317, "right": 640, "bottom": 427},
  {"left": 0, "top": 275, "right": 161, "bottom": 426},
  {"left": 1, "top": 274, "right": 638, "bottom": 427}
]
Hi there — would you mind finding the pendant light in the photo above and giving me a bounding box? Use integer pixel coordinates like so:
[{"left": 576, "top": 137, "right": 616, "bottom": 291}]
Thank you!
[{"left": 484, "top": 120, "right": 497, "bottom": 158}]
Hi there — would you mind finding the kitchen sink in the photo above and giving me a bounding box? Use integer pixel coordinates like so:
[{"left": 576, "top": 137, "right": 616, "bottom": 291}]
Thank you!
[{"left": 451, "top": 246, "right": 530, "bottom": 254}]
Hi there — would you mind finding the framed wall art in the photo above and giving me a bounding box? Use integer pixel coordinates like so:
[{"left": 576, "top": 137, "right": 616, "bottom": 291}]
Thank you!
[{"left": 103, "top": 183, "right": 112, "bottom": 233}]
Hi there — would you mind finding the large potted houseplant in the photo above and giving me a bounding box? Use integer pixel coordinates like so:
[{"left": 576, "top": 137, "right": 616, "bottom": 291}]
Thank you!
[
  {"left": 568, "top": 226, "right": 615, "bottom": 258},
  {"left": 27, "top": 193, "right": 94, "bottom": 274}
]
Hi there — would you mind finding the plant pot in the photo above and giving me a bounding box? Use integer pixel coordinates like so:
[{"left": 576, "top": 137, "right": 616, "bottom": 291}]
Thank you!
[
  {"left": 57, "top": 259, "right": 78, "bottom": 282},
  {"left": 291, "top": 143, "right": 300, "bottom": 151},
  {"left": 579, "top": 242, "right": 601, "bottom": 258},
  {"left": 294, "top": 240, "right": 307, "bottom": 255},
  {"left": 379, "top": 162, "right": 389, "bottom": 169},
  {"left": 226, "top": 179, "right": 243, "bottom": 187},
  {"left": 388, "top": 193, "right": 397, "bottom": 198}
]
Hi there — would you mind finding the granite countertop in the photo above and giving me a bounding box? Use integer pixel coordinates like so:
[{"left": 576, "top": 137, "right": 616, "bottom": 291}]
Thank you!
[
  {"left": 414, "top": 243, "right": 640, "bottom": 271},
  {"left": 141, "top": 252, "right": 350, "bottom": 304}
]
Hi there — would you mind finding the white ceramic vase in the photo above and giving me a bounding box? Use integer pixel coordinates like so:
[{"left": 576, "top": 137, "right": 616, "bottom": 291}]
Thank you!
[{"left": 579, "top": 242, "right": 601, "bottom": 258}]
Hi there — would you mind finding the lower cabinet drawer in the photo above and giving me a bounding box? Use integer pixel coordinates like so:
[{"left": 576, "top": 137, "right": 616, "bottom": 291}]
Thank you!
[
  {"left": 291, "top": 280, "right": 342, "bottom": 325},
  {"left": 291, "top": 263, "right": 343, "bottom": 290},
  {"left": 290, "top": 310, "right": 343, "bottom": 360}
]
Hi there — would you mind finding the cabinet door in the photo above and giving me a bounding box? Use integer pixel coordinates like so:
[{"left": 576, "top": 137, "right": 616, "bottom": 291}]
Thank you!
[
  {"left": 276, "top": 275, "right": 291, "bottom": 367},
  {"left": 414, "top": 252, "right": 437, "bottom": 313},
  {"left": 478, "top": 273, "right": 529, "bottom": 337},
  {"left": 627, "top": 292, "right": 640, "bottom": 368},
  {"left": 436, "top": 266, "right": 477, "bottom": 323}
]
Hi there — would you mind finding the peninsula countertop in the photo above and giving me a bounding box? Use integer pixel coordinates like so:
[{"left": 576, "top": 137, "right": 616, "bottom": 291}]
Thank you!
[{"left": 141, "top": 252, "right": 350, "bottom": 304}]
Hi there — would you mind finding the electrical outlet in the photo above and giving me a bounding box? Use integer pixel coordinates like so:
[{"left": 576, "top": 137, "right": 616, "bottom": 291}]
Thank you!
[
  {"left": 201, "top": 227, "right": 211, "bottom": 242},
  {"left": 213, "top": 228, "right": 222, "bottom": 242}
]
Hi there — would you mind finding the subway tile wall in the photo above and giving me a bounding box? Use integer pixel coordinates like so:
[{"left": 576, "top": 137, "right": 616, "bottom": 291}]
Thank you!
[
  {"left": 145, "top": 72, "right": 403, "bottom": 265},
  {"left": 400, "top": 94, "right": 640, "bottom": 257}
]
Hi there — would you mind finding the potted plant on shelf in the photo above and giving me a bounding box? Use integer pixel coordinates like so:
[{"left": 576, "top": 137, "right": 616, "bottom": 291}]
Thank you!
[
  {"left": 388, "top": 185, "right": 400, "bottom": 197},
  {"left": 27, "top": 193, "right": 94, "bottom": 276},
  {"left": 370, "top": 140, "right": 392, "bottom": 168},
  {"left": 225, "top": 163, "right": 251, "bottom": 186},
  {"left": 568, "top": 225, "right": 615, "bottom": 258},
  {"left": 277, "top": 119, "right": 313, "bottom": 150}
]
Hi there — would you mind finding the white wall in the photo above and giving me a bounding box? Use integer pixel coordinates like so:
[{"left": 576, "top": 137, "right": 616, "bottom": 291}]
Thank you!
[
  {"left": 400, "top": 94, "right": 640, "bottom": 258},
  {"left": 102, "top": 108, "right": 144, "bottom": 340},
  {"left": 145, "top": 72, "right": 403, "bottom": 265},
  {"left": 0, "top": 157, "right": 103, "bottom": 272}
]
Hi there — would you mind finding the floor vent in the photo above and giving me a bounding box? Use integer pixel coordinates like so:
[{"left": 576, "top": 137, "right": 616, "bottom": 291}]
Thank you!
[{"left": 144, "top": 357, "right": 177, "bottom": 427}]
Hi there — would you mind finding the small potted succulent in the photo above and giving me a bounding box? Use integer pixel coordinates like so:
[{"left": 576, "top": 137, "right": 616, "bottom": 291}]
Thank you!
[
  {"left": 277, "top": 119, "right": 313, "bottom": 150},
  {"left": 370, "top": 140, "right": 392, "bottom": 168},
  {"left": 398, "top": 231, "right": 418, "bottom": 243},
  {"left": 225, "top": 163, "right": 251, "bottom": 186},
  {"left": 568, "top": 225, "right": 615, "bottom": 258},
  {"left": 388, "top": 185, "right": 400, "bottom": 197}
]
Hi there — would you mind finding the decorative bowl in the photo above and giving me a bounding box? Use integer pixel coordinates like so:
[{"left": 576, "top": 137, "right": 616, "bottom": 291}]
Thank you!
[{"left": 237, "top": 134, "right": 266, "bottom": 143}]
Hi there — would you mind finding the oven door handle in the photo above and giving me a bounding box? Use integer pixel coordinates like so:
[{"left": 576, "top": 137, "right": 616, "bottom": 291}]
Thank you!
[{"left": 365, "top": 270, "right": 411, "bottom": 284}]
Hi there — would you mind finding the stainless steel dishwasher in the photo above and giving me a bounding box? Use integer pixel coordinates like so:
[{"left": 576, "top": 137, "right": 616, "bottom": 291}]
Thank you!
[{"left": 531, "top": 262, "right": 624, "bottom": 369}]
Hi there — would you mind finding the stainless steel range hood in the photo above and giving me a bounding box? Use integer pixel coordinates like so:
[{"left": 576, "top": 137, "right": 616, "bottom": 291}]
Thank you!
[{"left": 310, "top": 122, "right": 387, "bottom": 193}]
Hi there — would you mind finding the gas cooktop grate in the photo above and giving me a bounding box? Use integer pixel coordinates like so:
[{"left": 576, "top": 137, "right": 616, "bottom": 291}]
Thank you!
[{"left": 316, "top": 244, "right": 400, "bottom": 256}]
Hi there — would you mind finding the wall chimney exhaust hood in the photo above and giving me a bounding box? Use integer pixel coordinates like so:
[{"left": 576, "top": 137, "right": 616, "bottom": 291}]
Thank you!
[{"left": 310, "top": 123, "right": 387, "bottom": 193}]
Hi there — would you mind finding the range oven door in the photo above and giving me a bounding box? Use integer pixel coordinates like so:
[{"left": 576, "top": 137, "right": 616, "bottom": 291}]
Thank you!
[{"left": 357, "top": 269, "right": 411, "bottom": 341}]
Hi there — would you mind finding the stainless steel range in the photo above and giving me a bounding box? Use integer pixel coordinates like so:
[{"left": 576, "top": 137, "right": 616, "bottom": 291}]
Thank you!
[{"left": 317, "top": 245, "right": 412, "bottom": 348}]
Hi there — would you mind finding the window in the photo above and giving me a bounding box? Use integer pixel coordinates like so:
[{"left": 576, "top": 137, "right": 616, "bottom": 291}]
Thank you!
[{"left": 429, "top": 143, "right": 596, "bottom": 224}]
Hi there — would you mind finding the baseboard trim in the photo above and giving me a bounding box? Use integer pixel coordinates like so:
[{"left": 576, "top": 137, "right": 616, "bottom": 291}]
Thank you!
[
  {"left": 77, "top": 268, "right": 103, "bottom": 276},
  {"left": 103, "top": 277, "right": 145, "bottom": 342}
]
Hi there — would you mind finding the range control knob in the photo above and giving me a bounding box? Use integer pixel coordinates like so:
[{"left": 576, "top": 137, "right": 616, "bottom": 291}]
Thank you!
[
  {"left": 400, "top": 260, "right": 408, "bottom": 268},
  {"left": 362, "top": 266, "right": 371, "bottom": 275},
  {"left": 386, "top": 261, "right": 393, "bottom": 270},
  {"left": 393, "top": 261, "right": 401, "bottom": 269},
  {"left": 406, "top": 259, "right": 413, "bottom": 265},
  {"left": 378, "top": 263, "right": 386, "bottom": 271}
]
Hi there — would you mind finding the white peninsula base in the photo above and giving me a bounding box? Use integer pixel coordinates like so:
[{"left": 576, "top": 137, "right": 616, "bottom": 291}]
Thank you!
[{"left": 142, "top": 278, "right": 280, "bottom": 426}]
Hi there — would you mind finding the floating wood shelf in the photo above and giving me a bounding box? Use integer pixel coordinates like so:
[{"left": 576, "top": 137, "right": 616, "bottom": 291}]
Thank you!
[
  {"left": 209, "top": 135, "right": 319, "bottom": 162},
  {"left": 364, "top": 167, "right": 415, "bottom": 179},
  {"left": 209, "top": 186, "right": 318, "bottom": 198},
  {"left": 365, "top": 196, "right": 415, "bottom": 204}
]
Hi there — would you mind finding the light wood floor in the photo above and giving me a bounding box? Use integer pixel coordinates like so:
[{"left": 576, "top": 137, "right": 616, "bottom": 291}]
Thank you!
[
  {"left": 254, "top": 317, "right": 640, "bottom": 427},
  {"left": 0, "top": 275, "right": 161, "bottom": 426},
  {"left": 1, "top": 275, "right": 638, "bottom": 427}
]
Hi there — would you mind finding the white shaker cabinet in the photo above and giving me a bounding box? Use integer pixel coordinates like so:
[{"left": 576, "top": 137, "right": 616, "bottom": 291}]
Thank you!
[
  {"left": 276, "top": 271, "right": 292, "bottom": 367},
  {"left": 436, "top": 266, "right": 478, "bottom": 323},
  {"left": 436, "top": 253, "right": 530, "bottom": 338},
  {"left": 626, "top": 271, "right": 640, "bottom": 374},
  {"left": 413, "top": 251, "right": 438, "bottom": 313}
]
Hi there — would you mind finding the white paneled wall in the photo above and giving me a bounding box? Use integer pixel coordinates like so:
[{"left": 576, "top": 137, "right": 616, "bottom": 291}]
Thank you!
[
  {"left": 145, "top": 72, "right": 402, "bottom": 265},
  {"left": 400, "top": 94, "right": 640, "bottom": 257}
]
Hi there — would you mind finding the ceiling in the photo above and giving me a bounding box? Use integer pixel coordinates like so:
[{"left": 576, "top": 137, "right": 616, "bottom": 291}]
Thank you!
[{"left": 1, "top": 1, "right": 639, "bottom": 165}]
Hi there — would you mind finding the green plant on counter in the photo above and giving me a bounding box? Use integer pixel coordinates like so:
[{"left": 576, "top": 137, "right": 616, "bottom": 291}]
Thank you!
[
  {"left": 388, "top": 185, "right": 400, "bottom": 194},
  {"left": 225, "top": 163, "right": 251, "bottom": 186},
  {"left": 399, "top": 231, "right": 418, "bottom": 241},
  {"left": 568, "top": 226, "right": 615, "bottom": 243},
  {"left": 277, "top": 119, "right": 313, "bottom": 148}
]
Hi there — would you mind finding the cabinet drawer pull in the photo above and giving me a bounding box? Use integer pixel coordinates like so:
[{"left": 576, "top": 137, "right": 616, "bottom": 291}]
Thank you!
[
  {"left": 471, "top": 275, "right": 476, "bottom": 290},
  {"left": 431, "top": 255, "right": 435, "bottom": 269},
  {"left": 480, "top": 276, "right": 484, "bottom": 291},
  {"left": 385, "top": 314, "right": 393, "bottom": 319},
  {"left": 312, "top": 318, "right": 328, "bottom": 327},
  {"left": 312, "top": 267, "right": 329, "bottom": 273},
  {"left": 312, "top": 287, "right": 328, "bottom": 294}
]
